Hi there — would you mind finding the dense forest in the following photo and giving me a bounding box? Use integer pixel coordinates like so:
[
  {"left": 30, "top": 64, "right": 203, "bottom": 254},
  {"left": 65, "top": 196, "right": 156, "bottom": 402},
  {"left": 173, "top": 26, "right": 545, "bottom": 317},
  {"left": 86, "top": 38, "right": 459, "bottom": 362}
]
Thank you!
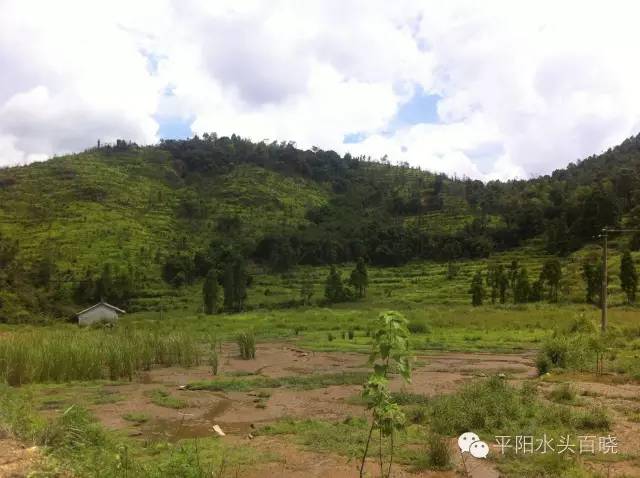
[{"left": 1, "top": 132, "right": 640, "bottom": 321}]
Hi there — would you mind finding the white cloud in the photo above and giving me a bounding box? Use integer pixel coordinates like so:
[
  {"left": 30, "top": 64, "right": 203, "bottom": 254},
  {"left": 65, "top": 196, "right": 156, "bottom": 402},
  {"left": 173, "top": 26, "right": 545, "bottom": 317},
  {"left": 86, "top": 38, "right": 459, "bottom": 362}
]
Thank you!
[{"left": 1, "top": 0, "right": 640, "bottom": 179}]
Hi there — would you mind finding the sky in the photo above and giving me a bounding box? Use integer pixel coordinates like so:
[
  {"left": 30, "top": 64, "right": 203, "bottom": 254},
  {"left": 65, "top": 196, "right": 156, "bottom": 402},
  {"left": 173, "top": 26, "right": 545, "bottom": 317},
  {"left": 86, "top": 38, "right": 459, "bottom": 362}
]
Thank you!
[{"left": 1, "top": 0, "right": 639, "bottom": 180}]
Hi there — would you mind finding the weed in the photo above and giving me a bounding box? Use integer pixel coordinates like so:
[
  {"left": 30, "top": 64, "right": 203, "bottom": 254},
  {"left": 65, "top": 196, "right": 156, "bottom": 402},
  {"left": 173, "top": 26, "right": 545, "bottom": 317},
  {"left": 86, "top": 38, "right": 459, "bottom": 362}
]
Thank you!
[{"left": 148, "top": 389, "right": 188, "bottom": 409}]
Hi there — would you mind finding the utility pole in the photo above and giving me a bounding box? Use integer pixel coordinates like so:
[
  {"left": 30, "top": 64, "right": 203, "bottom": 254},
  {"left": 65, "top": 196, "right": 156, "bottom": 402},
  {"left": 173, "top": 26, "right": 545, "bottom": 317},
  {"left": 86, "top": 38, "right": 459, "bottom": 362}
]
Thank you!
[
  {"left": 601, "top": 228, "right": 608, "bottom": 333},
  {"left": 598, "top": 227, "right": 640, "bottom": 333}
]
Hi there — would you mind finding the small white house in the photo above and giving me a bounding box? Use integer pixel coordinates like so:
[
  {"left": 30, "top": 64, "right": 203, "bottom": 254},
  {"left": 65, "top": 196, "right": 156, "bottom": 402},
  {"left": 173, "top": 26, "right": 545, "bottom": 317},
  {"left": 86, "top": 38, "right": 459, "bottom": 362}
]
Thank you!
[{"left": 76, "top": 302, "right": 126, "bottom": 326}]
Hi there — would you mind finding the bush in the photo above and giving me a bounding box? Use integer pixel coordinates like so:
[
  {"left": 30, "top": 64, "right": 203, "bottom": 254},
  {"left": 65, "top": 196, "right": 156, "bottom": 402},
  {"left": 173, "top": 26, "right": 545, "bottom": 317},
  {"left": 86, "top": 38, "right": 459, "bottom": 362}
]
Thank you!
[
  {"left": 535, "top": 352, "right": 551, "bottom": 375},
  {"left": 408, "top": 320, "right": 431, "bottom": 334}
]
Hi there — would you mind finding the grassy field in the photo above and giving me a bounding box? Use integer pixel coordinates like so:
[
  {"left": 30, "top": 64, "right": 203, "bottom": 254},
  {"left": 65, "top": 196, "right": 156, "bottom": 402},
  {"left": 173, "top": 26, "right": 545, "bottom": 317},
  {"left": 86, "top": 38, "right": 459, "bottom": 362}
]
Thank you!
[{"left": 2, "top": 249, "right": 640, "bottom": 477}]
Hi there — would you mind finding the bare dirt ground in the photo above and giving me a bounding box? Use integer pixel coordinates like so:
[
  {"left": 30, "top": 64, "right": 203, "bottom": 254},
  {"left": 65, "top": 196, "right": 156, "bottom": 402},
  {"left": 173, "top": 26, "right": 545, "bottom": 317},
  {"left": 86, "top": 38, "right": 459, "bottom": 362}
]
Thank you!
[
  {"left": 7, "top": 343, "right": 640, "bottom": 477},
  {"left": 87, "top": 343, "right": 535, "bottom": 477},
  {"left": 0, "top": 439, "right": 42, "bottom": 478}
]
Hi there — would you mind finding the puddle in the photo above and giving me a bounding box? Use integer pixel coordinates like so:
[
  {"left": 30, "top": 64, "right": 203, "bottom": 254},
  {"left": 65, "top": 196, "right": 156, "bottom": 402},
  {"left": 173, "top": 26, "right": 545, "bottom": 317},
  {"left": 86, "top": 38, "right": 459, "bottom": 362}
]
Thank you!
[{"left": 141, "top": 396, "right": 259, "bottom": 441}]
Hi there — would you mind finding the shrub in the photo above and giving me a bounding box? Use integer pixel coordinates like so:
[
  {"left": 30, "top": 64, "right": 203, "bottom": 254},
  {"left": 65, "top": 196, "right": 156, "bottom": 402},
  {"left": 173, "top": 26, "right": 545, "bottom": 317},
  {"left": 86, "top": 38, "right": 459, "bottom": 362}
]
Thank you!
[
  {"left": 348, "top": 329, "right": 355, "bottom": 340},
  {"left": 408, "top": 320, "right": 430, "bottom": 334},
  {"left": 535, "top": 352, "right": 551, "bottom": 375}
]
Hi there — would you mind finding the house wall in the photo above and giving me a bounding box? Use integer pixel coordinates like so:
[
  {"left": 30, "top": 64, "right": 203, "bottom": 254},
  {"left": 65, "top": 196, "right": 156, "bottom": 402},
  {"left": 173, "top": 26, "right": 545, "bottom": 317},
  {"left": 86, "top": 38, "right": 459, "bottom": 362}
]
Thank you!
[{"left": 78, "top": 305, "right": 118, "bottom": 325}]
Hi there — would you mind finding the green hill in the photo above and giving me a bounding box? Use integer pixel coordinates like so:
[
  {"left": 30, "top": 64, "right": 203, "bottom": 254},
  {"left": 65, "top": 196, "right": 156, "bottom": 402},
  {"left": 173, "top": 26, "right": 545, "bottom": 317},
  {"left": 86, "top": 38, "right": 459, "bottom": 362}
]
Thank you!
[{"left": 1, "top": 133, "right": 639, "bottom": 321}]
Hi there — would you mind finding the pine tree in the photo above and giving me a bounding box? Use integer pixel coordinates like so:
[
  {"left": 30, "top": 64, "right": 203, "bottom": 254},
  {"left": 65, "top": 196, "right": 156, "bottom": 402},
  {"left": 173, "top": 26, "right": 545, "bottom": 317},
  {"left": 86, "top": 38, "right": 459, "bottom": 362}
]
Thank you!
[
  {"left": 469, "top": 271, "right": 485, "bottom": 306},
  {"left": 349, "top": 258, "right": 368, "bottom": 298},
  {"left": 203, "top": 268, "right": 219, "bottom": 314},
  {"left": 620, "top": 250, "right": 638, "bottom": 303}
]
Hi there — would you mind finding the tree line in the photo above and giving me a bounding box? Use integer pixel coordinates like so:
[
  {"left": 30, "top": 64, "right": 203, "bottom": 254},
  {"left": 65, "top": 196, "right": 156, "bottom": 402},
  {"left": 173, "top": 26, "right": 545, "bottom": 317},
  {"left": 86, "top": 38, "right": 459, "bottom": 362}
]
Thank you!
[{"left": 469, "top": 251, "right": 638, "bottom": 306}]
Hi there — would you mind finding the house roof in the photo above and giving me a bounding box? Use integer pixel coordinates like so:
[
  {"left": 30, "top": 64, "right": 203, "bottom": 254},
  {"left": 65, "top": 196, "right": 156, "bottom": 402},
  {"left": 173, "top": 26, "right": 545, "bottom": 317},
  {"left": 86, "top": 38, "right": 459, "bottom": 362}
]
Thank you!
[{"left": 76, "top": 301, "right": 126, "bottom": 316}]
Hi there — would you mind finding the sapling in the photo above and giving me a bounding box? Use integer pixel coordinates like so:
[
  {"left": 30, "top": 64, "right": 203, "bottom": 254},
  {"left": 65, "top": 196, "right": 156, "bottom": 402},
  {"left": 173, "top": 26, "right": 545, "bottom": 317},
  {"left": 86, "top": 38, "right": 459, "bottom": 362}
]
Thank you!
[{"left": 360, "top": 311, "right": 412, "bottom": 478}]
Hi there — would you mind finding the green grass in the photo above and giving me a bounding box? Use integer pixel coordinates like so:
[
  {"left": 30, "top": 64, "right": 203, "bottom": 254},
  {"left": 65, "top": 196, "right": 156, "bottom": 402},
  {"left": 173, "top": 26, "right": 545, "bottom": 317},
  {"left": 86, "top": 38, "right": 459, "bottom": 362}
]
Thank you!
[
  {"left": 122, "top": 412, "right": 149, "bottom": 424},
  {"left": 187, "top": 371, "right": 369, "bottom": 392},
  {"left": 147, "top": 389, "right": 189, "bottom": 409}
]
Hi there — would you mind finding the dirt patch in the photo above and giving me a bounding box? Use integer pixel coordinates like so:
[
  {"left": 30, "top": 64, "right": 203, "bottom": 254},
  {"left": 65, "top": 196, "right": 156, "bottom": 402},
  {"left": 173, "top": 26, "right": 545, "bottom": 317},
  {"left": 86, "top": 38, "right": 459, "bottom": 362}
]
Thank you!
[{"left": 0, "top": 439, "right": 41, "bottom": 478}]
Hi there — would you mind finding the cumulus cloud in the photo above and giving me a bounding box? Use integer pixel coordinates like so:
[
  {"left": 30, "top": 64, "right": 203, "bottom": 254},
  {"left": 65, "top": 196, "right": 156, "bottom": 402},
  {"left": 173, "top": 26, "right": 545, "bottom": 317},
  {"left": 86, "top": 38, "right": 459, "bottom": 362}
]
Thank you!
[{"left": 1, "top": 0, "right": 640, "bottom": 179}]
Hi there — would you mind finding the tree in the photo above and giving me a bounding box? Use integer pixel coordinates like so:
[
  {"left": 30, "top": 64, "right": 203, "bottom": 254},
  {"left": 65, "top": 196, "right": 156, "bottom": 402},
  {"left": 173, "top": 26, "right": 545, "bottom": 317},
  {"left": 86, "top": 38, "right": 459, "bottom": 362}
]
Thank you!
[
  {"left": 540, "top": 259, "right": 562, "bottom": 302},
  {"left": 325, "top": 265, "right": 347, "bottom": 303},
  {"left": 486, "top": 263, "right": 507, "bottom": 304},
  {"left": 620, "top": 250, "right": 638, "bottom": 304},
  {"left": 360, "top": 311, "right": 412, "bottom": 478},
  {"left": 223, "top": 256, "right": 247, "bottom": 312},
  {"left": 529, "top": 279, "right": 543, "bottom": 302},
  {"left": 582, "top": 261, "right": 603, "bottom": 305},
  {"left": 498, "top": 268, "right": 509, "bottom": 304},
  {"left": 203, "top": 269, "right": 219, "bottom": 314},
  {"left": 469, "top": 271, "right": 485, "bottom": 306},
  {"left": 514, "top": 268, "right": 531, "bottom": 303},
  {"left": 300, "top": 275, "right": 314, "bottom": 306},
  {"left": 508, "top": 260, "right": 519, "bottom": 297},
  {"left": 349, "top": 258, "right": 368, "bottom": 298}
]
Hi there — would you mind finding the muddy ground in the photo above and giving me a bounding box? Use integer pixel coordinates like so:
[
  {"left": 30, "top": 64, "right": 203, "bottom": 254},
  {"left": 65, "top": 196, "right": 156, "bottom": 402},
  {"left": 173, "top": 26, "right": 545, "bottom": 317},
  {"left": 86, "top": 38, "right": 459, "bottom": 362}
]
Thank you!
[{"left": 3, "top": 343, "right": 640, "bottom": 477}]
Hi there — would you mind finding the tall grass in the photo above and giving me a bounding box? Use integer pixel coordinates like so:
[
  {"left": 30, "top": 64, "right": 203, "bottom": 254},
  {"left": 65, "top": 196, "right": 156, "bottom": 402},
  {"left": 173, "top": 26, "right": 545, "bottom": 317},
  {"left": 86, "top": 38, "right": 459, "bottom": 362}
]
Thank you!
[
  {"left": 0, "top": 328, "right": 201, "bottom": 385},
  {"left": 236, "top": 330, "right": 256, "bottom": 359}
]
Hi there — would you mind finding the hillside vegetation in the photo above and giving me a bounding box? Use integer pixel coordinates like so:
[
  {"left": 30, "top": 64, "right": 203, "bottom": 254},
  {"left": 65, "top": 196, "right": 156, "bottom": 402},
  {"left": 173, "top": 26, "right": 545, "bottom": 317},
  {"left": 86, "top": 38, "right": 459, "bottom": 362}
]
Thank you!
[{"left": 1, "top": 133, "right": 640, "bottom": 321}]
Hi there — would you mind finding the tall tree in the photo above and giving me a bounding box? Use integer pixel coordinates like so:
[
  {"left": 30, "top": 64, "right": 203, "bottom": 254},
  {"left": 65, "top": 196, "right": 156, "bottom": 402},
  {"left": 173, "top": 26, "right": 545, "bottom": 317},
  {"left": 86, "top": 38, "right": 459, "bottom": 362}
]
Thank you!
[
  {"left": 203, "top": 268, "right": 219, "bottom": 314},
  {"left": 349, "top": 258, "right": 369, "bottom": 298},
  {"left": 514, "top": 267, "right": 531, "bottom": 303},
  {"left": 508, "top": 260, "right": 519, "bottom": 298},
  {"left": 325, "top": 265, "right": 346, "bottom": 303},
  {"left": 487, "top": 264, "right": 508, "bottom": 304},
  {"left": 582, "top": 261, "right": 602, "bottom": 305},
  {"left": 469, "top": 271, "right": 485, "bottom": 306},
  {"left": 223, "top": 256, "right": 247, "bottom": 312},
  {"left": 540, "top": 259, "right": 562, "bottom": 302},
  {"left": 486, "top": 263, "right": 499, "bottom": 304},
  {"left": 620, "top": 250, "right": 638, "bottom": 304}
]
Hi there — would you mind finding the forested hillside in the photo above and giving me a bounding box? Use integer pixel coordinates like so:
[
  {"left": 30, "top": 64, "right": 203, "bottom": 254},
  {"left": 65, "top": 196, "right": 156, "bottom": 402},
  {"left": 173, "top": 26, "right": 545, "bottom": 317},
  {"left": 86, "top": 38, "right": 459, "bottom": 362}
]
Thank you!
[{"left": 1, "top": 132, "right": 639, "bottom": 321}]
